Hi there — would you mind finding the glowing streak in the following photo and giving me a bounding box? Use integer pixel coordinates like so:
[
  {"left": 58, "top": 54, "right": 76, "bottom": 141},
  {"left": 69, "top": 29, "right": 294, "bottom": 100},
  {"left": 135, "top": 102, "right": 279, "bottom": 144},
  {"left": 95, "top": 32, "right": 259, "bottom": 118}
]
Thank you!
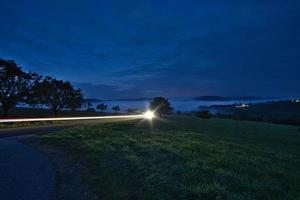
[{"left": 0, "top": 114, "right": 144, "bottom": 123}]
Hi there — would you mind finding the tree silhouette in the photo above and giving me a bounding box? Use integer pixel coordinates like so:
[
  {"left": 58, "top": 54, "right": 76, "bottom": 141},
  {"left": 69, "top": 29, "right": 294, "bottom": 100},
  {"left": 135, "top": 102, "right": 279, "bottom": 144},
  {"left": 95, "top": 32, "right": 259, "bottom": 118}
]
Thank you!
[
  {"left": 97, "top": 103, "right": 107, "bottom": 113},
  {"left": 263, "top": 115, "right": 272, "bottom": 131},
  {"left": 87, "top": 102, "right": 93, "bottom": 108},
  {"left": 86, "top": 102, "right": 95, "bottom": 112},
  {"left": 232, "top": 113, "right": 242, "bottom": 129},
  {"left": 149, "top": 97, "right": 173, "bottom": 117},
  {"left": 28, "top": 76, "right": 81, "bottom": 116},
  {"left": 195, "top": 110, "right": 211, "bottom": 124},
  {"left": 112, "top": 106, "right": 120, "bottom": 113},
  {"left": 195, "top": 110, "right": 212, "bottom": 132},
  {"left": 0, "top": 59, "right": 39, "bottom": 117},
  {"left": 66, "top": 88, "right": 84, "bottom": 112}
]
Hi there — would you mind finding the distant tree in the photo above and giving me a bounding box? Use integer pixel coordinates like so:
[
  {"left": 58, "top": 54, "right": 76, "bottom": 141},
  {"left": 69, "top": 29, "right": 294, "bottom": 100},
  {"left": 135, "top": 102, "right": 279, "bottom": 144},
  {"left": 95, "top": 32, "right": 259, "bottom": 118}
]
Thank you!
[
  {"left": 87, "top": 102, "right": 93, "bottom": 108},
  {"left": 176, "top": 110, "right": 182, "bottom": 115},
  {"left": 263, "top": 115, "right": 272, "bottom": 131},
  {"left": 28, "top": 76, "right": 81, "bottom": 116},
  {"left": 85, "top": 102, "right": 95, "bottom": 112},
  {"left": 195, "top": 110, "right": 212, "bottom": 125},
  {"left": 97, "top": 103, "right": 107, "bottom": 113},
  {"left": 86, "top": 107, "right": 96, "bottom": 112},
  {"left": 0, "top": 59, "right": 39, "bottom": 117},
  {"left": 232, "top": 113, "right": 242, "bottom": 128},
  {"left": 149, "top": 97, "right": 173, "bottom": 117},
  {"left": 112, "top": 106, "right": 120, "bottom": 113}
]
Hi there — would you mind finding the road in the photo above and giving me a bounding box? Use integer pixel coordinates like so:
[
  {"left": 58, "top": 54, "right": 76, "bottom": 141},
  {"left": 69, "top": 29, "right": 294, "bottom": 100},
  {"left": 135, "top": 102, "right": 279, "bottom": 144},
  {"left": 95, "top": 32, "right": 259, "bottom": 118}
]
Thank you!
[
  {"left": 0, "top": 118, "right": 139, "bottom": 200},
  {"left": 0, "top": 136, "right": 55, "bottom": 200},
  {"left": 0, "top": 123, "right": 82, "bottom": 200}
]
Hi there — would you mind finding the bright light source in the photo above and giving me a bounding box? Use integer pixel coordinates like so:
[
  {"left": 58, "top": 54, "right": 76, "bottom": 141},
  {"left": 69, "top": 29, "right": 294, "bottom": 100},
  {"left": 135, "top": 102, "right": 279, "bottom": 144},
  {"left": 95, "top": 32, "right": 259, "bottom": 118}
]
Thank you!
[{"left": 143, "top": 110, "right": 155, "bottom": 120}]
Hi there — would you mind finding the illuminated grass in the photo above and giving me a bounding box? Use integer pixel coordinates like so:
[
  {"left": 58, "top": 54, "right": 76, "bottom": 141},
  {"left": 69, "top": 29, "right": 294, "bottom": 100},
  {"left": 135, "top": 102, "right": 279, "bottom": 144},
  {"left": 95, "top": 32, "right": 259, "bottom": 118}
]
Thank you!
[
  {"left": 0, "top": 120, "right": 70, "bottom": 129},
  {"left": 36, "top": 116, "right": 300, "bottom": 199}
]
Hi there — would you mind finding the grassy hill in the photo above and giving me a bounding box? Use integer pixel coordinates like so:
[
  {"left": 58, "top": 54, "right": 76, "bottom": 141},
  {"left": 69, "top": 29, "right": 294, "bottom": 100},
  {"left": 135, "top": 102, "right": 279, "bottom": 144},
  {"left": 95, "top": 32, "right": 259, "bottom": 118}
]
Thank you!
[{"left": 33, "top": 116, "right": 300, "bottom": 199}]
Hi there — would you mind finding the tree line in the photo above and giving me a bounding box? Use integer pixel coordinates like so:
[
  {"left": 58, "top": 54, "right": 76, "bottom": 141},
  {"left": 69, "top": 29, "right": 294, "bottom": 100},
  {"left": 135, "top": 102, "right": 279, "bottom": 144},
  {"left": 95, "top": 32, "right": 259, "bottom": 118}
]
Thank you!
[
  {"left": 1, "top": 59, "right": 175, "bottom": 118},
  {"left": 0, "top": 59, "right": 84, "bottom": 117}
]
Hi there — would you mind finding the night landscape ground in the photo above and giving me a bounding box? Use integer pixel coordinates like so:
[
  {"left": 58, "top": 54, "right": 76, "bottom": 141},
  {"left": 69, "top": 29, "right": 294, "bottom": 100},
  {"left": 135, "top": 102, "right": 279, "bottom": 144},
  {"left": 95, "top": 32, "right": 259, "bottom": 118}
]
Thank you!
[{"left": 30, "top": 116, "right": 300, "bottom": 200}]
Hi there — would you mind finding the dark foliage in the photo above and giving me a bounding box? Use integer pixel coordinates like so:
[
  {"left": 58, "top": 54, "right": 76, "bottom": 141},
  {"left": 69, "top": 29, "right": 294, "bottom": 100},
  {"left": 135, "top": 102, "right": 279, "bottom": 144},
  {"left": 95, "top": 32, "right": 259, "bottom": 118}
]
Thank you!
[
  {"left": 195, "top": 110, "right": 211, "bottom": 119},
  {"left": 149, "top": 97, "right": 173, "bottom": 116},
  {"left": 0, "top": 59, "right": 40, "bottom": 117},
  {"left": 28, "top": 76, "right": 83, "bottom": 115},
  {"left": 195, "top": 110, "right": 212, "bottom": 126},
  {"left": 66, "top": 88, "right": 84, "bottom": 112},
  {"left": 112, "top": 106, "right": 120, "bottom": 113},
  {"left": 97, "top": 103, "right": 107, "bottom": 113}
]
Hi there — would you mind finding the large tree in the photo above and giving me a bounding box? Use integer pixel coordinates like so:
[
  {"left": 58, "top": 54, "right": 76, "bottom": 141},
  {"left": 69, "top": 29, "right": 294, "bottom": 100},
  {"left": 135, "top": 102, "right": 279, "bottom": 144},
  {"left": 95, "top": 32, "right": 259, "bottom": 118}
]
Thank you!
[
  {"left": 149, "top": 97, "right": 173, "bottom": 116},
  {"left": 0, "top": 59, "right": 39, "bottom": 117},
  {"left": 66, "top": 88, "right": 84, "bottom": 112},
  {"left": 29, "top": 76, "right": 83, "bottom": 115}
]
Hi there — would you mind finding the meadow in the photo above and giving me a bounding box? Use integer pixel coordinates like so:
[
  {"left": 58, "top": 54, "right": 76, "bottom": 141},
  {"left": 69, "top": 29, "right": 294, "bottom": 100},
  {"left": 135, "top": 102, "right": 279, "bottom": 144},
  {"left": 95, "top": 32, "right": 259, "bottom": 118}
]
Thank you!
[{"left": 34, "top": 116, "right": 300, "bottom": 199}]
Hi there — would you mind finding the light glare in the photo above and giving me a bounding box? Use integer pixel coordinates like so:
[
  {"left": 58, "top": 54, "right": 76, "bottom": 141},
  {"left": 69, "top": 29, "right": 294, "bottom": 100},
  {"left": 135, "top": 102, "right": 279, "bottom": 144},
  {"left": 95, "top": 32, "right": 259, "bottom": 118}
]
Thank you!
[{"left": 144, "top": 110, "right": 155, "bottom": 120}]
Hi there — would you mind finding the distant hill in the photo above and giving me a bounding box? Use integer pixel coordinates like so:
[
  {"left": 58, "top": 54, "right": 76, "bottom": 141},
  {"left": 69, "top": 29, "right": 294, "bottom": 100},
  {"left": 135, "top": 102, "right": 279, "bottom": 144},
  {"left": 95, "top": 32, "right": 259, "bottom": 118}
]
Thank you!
[
  {"left": 84, "top": 98, "right": 102, "bottom": 102},
  {"left": 211, "top": 100, "right": 300, "bottom": 125},
  {"left": 194, "top": 96, "right": 263, "bottom": 101},
  {"left": 105, "top": 98, "right": 152, "bottom": 101}
]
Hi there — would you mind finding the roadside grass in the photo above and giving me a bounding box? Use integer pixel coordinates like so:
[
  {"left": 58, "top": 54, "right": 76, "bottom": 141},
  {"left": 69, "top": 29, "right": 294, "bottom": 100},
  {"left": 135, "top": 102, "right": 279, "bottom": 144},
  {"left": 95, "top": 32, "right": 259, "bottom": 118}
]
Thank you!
[
  {"left": 0, "top": 120, "right": 73, "bottom": 129},
  {"left": 0, "top": 107, "right": 108, "bottom": 118},
  {"left": 34, "top": 116, "right": 300, "bottom": 199}
]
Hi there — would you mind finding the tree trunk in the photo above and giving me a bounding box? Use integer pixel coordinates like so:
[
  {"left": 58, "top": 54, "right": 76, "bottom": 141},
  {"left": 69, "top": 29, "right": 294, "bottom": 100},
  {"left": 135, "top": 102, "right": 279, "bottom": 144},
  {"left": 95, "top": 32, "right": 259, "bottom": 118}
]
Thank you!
[
  {"left": 202, "top": 118, "right": 206, "bottom": 132},
  {"left": 2, "top": 103, "right": 10, "bottom": 117},
  {"left": 52, "top": 108, "right": 58, "bottom": 116},
  {"left": 2, "top": 108, "right": 9, "bottom": 117}
]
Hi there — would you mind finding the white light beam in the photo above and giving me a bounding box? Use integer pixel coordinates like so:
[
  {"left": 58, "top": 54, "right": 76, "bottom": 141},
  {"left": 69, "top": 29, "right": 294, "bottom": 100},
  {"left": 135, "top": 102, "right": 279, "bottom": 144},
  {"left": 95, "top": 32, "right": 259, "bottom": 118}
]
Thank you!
[{"left": 0, "top": 114, "right": 144, "bottom": 123}]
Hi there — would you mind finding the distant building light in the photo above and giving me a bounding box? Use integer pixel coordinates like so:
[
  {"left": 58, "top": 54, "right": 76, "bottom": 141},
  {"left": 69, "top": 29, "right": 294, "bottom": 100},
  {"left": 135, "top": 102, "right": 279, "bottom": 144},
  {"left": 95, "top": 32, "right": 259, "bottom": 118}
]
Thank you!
[{"left": 236, "top": 104, "right": 249, "bottom": 108}]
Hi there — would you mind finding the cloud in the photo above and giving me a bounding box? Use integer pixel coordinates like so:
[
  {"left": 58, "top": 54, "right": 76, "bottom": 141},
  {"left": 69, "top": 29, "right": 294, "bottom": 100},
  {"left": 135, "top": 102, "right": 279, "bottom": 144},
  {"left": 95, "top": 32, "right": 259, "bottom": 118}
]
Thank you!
[{"left": 0, "top": 0, "right": 299, "bottom": 98}]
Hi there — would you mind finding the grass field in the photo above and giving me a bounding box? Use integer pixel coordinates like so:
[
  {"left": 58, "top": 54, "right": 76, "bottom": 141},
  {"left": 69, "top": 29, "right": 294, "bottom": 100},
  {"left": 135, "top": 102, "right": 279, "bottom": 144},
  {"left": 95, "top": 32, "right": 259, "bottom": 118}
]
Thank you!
[
  {"left": 0, "top": 121, "right": 74, "bottom": 129},
  {"left": 34, "top": 116, "right": 300, "bottom": 199},
  {"left": 0, "top": 107, "right": 102, "bottom": 118}
]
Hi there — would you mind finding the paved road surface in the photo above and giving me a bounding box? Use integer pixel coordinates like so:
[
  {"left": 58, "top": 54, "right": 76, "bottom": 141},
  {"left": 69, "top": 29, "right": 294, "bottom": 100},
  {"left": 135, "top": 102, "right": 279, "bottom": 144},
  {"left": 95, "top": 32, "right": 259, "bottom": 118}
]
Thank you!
[
  {"left": 0, "top": 118, "right": 140, "bottom": 200},
  {"left": 0, "top": 136, "right": 55, "bottom": 200},
  {"left": 0, "top": 122, "right": 79, "bottom": 200}
]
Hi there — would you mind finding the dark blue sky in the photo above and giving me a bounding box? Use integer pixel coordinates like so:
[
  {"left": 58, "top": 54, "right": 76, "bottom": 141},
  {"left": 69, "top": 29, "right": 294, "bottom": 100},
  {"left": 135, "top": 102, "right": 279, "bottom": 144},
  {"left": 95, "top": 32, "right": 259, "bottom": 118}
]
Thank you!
[{"left": 1, "top": 0, "right": 299, "bottom": 99}]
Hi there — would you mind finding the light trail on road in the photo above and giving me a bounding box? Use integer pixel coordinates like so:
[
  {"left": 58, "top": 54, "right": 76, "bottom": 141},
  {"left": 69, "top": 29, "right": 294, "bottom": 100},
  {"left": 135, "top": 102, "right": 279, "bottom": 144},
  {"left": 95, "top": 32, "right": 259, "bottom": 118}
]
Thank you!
[
  {"left": 0, "top": 111, "right": 156, "bottom": 123},
  {"left": 0, "top": 114, "right": 145, "bottom": 123}
]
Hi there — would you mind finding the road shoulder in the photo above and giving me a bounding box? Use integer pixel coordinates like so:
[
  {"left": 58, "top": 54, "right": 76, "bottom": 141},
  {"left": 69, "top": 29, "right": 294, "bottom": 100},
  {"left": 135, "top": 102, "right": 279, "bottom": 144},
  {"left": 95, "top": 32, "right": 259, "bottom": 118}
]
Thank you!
[{"left": 24, "top": 137, "right": 95, "bottom": 200}]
